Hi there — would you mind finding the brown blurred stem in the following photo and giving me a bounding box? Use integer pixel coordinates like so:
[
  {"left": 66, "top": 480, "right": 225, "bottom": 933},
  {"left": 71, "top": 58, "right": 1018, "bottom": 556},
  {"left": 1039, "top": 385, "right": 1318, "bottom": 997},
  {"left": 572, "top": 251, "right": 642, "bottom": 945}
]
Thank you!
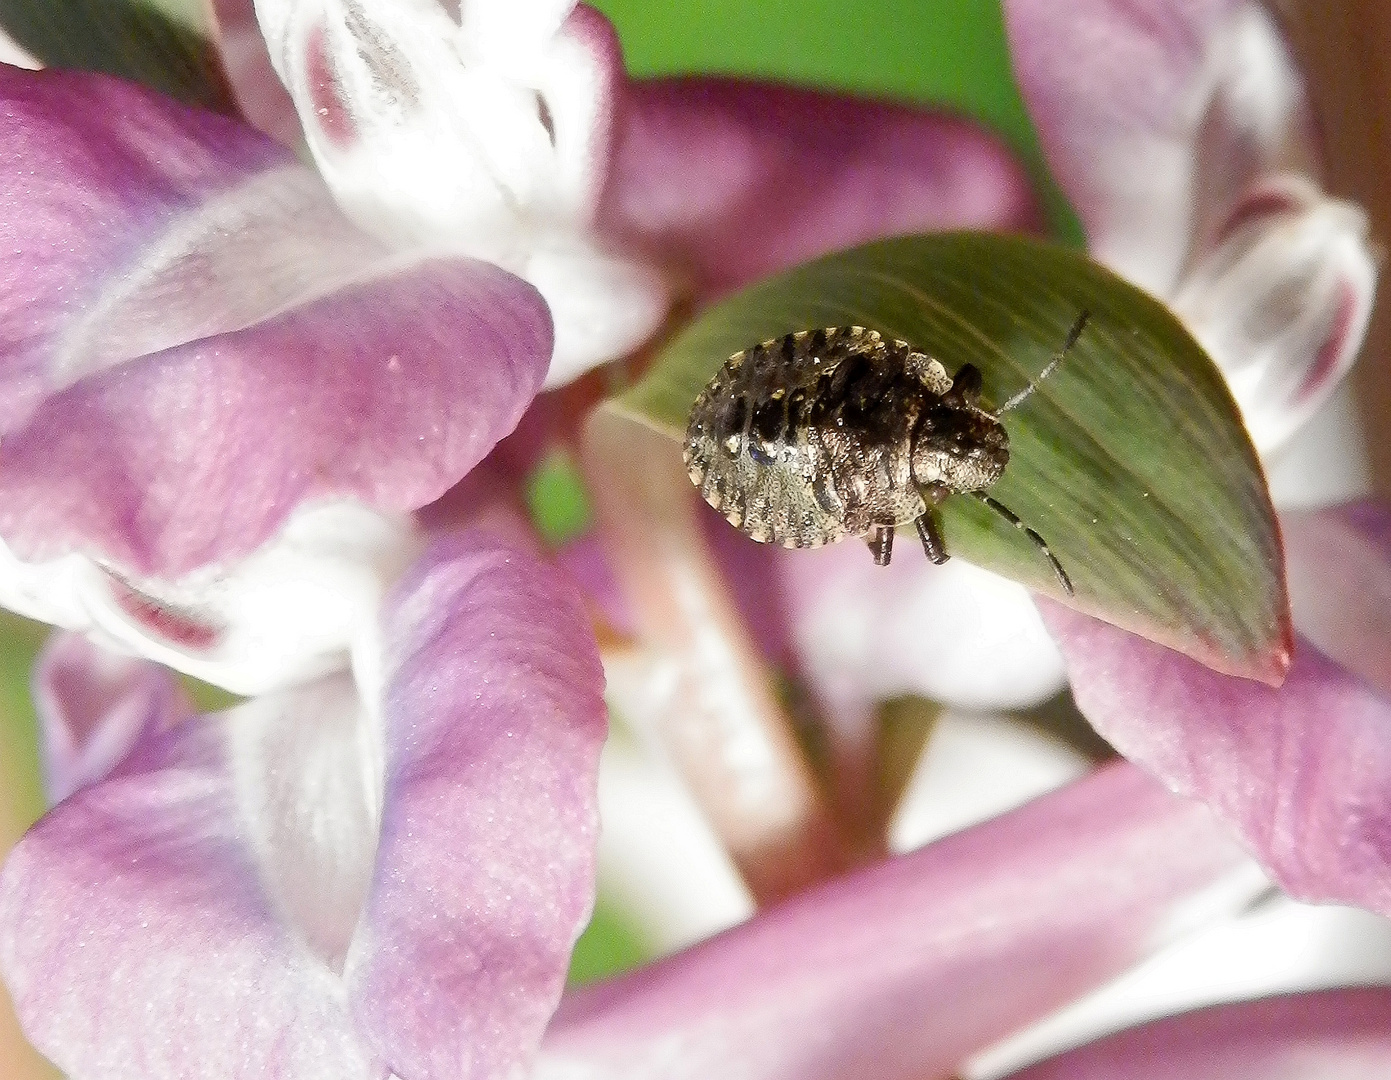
[{"left": 1274, "top": 0, "right": 1391, "bottom": 495}]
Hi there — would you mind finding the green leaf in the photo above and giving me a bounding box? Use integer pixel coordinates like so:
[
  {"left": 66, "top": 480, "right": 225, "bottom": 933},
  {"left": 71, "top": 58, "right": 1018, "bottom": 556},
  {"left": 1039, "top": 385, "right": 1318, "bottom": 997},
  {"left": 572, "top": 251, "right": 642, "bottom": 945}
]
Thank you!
[
  {"left": 1, "top": 0, "right": 234, "bottom": 112},
  {"left": 613, "top": 232, "right": 1291, "bottom": 686}
]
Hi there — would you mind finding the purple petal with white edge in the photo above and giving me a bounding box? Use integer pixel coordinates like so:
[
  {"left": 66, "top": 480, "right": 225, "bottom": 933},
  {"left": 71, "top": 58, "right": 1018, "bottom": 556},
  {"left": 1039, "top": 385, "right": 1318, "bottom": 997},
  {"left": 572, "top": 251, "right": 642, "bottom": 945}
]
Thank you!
[
  {"left": 0, "top": 675, "right": 382, "bottom": 1080},
  {"left": 348, "top": 534, "right": 607, "bottom": 1080},
  {"left": 1282, "top": 499, "right": 1391, "bottom": 700},
  {"left": 1003, "top": 990, "right": 1391, "bottom": 1080},
  {"left": 1170, "top": 175, "right": 1375, "bottom": 454},
  {"left": 0, "top": 66, "right": 551, "bottom": 578},
  {"left": 34, "top": 631, "right": 193, "bottom": 805},
  {"left": 1042, "top": 603, "right": 1391, "bottom": 917},
  {"left": 538, "top": 763, "right": 1250, "bottom": 1080},
  {"left": 1004, "top": 0, "right": 1314, "bottom": 295},
  {"left": 597, "top": 77, "right": 1039, "bottom": 300}
]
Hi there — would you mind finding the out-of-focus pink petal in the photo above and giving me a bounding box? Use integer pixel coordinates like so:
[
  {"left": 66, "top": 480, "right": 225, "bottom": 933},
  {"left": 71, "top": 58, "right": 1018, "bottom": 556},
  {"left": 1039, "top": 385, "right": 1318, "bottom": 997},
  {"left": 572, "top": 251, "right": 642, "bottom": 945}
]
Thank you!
[
  {"left": 1004, "top": 0, "right": 1313, "bottom": 294},
  {"left": 207, "top": 0, "right": 304, "bottom": 146},
  {"left": 779, "top": 539, "right": 1066, "bottom": 716},
  {"left": 538, "top": 763, "right": 1250, "bottom": 1080},
  {"left": 348, "top": 534, "right": 607, "bottom": 1080},
  {"left": 34, "top": 632, "right": 193, "bottom": 805},
  {"left": 1004, "top": 990, "right": 1391, "bottom": 1079},
  {"left": 597, "top": 77, "right": 1039, "bottom": 299},
  {"left": 0, "top": 689, "right": 379, "bottom": 1080},
  {"left": 1282, "top": 500, "right": 1391, "bottom": 699},
  {"left": 0, "top": 66, "right": 551, "bottom": 577},
  {"left": 553, "top": 532, "right": 638, "bottom": 638},
  {"left": 1043, "top": 604, "right": 1391, "bottom": 917},
  {"left": 583, "top": 412, "right": 844, "bottom": 903}
]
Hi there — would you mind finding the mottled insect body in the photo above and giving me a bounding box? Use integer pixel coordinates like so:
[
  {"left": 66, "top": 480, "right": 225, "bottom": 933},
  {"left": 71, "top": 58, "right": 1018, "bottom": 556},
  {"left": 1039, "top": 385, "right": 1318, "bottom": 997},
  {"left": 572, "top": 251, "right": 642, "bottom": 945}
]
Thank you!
[{"left": 683, "top": 318, "right": 1087, "bottom": 594}]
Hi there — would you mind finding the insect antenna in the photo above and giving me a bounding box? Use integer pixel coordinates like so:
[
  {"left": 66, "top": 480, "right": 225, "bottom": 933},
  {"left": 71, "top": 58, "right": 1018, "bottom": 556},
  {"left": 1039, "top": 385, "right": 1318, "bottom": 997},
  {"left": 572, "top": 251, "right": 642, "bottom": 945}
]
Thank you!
[
  {"left": 996, "top": 309, "right": 1091, "bottom": 415},
  {"left": 969, "top": 491, "right": 1074, "bottom": 596}
]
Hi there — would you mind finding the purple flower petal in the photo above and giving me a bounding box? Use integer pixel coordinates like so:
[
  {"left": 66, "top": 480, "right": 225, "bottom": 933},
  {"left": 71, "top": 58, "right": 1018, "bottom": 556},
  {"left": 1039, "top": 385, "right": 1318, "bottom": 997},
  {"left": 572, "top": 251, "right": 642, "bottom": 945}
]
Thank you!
[
  {"left": 2, "top": 534, "right": 606, "bottom": 1079},
  {"left": 1043, "top": 603, "right": 1391, "bottom": 916},
  {"left": 0, "top": 679, "right": 379, "bottom": 1079},
  {"left": 0, "top": 66, "right": 551, "bottom": 578},
  {"left": 1004, "top": 990, "right": 1391, "bottom": 1079},
  {"left": 597, "top": 77, "right": 1039, "bottom": 299},
  {"left": 34, "top": 631, "right": 193, "bottom": 805},
  {"left": 1282, "top": 500, "right": 1391, "bottom": 699},
  {"left": 539, "top": 763, "right": 1248, "bottom": 1080},
  {"left": 348, "top": 534, "right": 607, "bottom": 1080},
  {"left": 1003, "top": 0, "right": 1310, "bottom": 294}
]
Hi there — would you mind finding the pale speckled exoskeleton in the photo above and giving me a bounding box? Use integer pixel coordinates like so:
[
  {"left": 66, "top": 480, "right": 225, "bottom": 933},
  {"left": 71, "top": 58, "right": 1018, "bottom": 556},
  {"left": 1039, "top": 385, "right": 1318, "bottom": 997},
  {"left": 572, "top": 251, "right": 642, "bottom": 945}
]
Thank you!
[{"left": 682, "top": 314, "right": 1089, "bottom": 594}]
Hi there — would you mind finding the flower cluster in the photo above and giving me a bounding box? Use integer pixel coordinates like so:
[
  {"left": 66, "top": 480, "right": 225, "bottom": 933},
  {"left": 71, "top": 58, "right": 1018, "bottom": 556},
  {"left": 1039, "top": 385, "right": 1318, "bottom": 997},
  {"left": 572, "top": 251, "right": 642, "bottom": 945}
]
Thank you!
[{"left": 0, "top": 0, "right": 1389, "bottom": 1078}]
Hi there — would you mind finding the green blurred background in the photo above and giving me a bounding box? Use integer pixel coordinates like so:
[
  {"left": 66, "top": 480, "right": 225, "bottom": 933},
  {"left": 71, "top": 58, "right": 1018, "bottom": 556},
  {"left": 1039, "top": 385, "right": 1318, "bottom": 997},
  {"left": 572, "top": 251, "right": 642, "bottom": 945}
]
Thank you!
[{"left": 0, "top": 0, "right": 1055, "bottom": 1074}]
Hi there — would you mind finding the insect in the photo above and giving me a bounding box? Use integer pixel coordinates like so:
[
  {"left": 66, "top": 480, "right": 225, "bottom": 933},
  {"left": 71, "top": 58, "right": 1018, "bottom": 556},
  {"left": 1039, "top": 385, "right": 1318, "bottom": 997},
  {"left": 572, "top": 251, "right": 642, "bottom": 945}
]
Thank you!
[{"left": 682, "top": 312, "right": 1090, "bottom": 595}]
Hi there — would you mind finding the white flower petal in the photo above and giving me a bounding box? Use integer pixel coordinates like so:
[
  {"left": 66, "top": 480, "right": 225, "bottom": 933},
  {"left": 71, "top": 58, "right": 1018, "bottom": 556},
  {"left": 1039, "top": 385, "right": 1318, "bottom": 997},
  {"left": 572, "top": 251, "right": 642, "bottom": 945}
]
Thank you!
[
  {"left": 256, "top": 0, "right": 610, "bottom": 252},
  {"left": 1171, "top": 175, "right": 1375, "bottom": 454},
  {"left": 786, "top": 548, "right": 1067, "bottom": 715},
  {"left": 230, "top": 673, "right": 381, "bottom": 973},
  {"left": 0, "top": 500, "right": 422, "bottom": 697},
  {"left": 528, "top": 235, "right": 670, "bottom": 388}
]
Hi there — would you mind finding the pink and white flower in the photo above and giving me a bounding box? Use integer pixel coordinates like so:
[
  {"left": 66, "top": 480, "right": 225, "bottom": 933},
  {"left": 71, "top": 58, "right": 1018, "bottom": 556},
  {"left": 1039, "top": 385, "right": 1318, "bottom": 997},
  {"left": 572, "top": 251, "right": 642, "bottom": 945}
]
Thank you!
[{"left": 4, "top": 536, "right": 606, "bottom": 1080}]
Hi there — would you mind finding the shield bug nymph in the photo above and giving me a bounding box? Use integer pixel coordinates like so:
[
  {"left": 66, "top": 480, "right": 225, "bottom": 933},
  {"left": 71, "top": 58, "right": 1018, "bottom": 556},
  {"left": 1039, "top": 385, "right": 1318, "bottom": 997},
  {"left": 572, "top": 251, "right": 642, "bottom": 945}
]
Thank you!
[{"left": 682, "top": 313, "right": 1089, "bottom": 595}]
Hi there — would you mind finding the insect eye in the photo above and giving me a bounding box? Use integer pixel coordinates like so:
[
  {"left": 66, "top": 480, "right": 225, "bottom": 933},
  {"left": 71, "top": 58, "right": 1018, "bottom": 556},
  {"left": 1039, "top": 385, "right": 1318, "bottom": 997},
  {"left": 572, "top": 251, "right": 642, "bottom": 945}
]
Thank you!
[{"left": 950, "top": 364, "right": 983, "bottom": 404}]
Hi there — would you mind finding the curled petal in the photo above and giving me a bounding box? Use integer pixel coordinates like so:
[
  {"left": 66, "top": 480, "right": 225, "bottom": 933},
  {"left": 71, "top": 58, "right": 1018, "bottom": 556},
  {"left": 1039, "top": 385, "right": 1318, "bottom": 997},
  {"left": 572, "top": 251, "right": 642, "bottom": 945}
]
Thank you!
[
  {"left": 1004, "top": 990, "right": 1391, "bottom": 1079},
  {"left": 34, "top": 632, "right": 193, "bottom": 805},
  {"left": 348, "top": 535, "right": 607, "bottom": 1080},
  {"left": 209, "top": 0, "right": 305, "bottom": 145},
  {"left": 1170, "top": 175, "right": 1375, "bottom": 453},
  {"left": 539, "top": 763, "right": 1250, "bottom": 1080},
  {"left": 254, "top": 1, "right": 661, "bottom": 385},
  {"left": 1043, "top": 603, "right": 1391, "bottom": 917},
  {"left": 79, "top": 502, "right": 422, "bottom": 698},
  {"left": 0, "top": 65, "right": 550, "bottom": 584},
  {"left": 1005, "top": 0, "right": 1314, "bottom": 294},
  {"left": 598, "top": 77, "right": 1039, "bottom": 299},
  {"left": 0, "top": 680, "right": 380, "bottom": 1080}
]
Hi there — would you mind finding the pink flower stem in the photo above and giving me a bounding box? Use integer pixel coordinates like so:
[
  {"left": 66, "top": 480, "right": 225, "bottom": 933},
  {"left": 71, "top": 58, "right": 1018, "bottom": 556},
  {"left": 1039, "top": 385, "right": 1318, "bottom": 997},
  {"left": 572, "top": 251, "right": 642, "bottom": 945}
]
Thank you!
[{"left": 581, "top": 408, "right": 849, "bottom": 904}]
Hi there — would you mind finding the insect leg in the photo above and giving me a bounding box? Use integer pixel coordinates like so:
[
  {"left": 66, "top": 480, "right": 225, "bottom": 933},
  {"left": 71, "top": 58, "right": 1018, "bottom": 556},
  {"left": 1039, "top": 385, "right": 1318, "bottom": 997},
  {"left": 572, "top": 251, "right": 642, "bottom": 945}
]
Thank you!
[
  {"left": 914, "top": 511, "right": 950, "bottom": 565},
  {"left": 867, "top": 524, "right": 895, "bottom": 566},
  {"left": 969, "top": 491, "right": 1074, "bottom": 596}
]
